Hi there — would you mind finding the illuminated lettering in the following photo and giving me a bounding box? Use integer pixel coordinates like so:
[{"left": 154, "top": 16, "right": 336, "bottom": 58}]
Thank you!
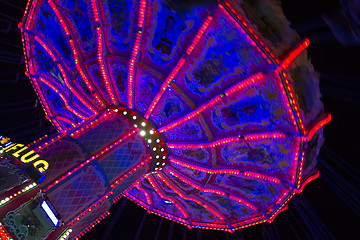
[
  {"left": 13, "top": 146, "right": 29, "bottom": 157},
  {"left": 33, "top": 160, "right": 49, "bottom": 173},
  {"left": 20, "top": 150, "right": 40, "bottom": 163},
  {"left": 4, "top": 143, "right": 24, "bottom": 153},
  {"left": 1, "top": 136, "right": 49, "bottom": 174}
]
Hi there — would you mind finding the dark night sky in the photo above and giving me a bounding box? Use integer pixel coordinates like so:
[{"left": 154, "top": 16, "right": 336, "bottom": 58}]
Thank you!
[{"left": 0, "top": 0, "right": 359, "bottom": 239}]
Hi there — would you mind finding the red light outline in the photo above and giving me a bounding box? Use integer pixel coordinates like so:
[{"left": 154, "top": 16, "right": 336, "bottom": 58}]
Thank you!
[
  {"left": 146, "top": 175, "right": 190, "bottom": 221},
  {"left": 91, "top": 0, "right": 119, "bottom": 105},
  {"left": 145, "top": 15, "right": 213, "bottom": 119},
  {"left": 166, "top": 167, "right": 258, "bottom": 211},
  {"left": 170, "top": 156, "right": 282, "bottom": 184},
  {"left": 48, "top": 0, "right": 106, "bottom": 108},
  {"left": 39, "top": 77, "right": 87, "bottom": 120},
  {"left": 167, "top": 131, "right": 285, "bottom": 149},
  {"left": 127, "top": 0, "right": 147, "bottom": 109},
  {"left": 159, "top": 73, "right": 263, "bottom": 132},
  {"left": 32, "top": 35, "right": 98, "bottom": 115}
]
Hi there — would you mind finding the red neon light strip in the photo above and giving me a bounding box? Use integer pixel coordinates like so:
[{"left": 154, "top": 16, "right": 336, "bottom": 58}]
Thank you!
[
  {"left": 69, "top": 111, "right": 113, "bottom": 139},
  {"left": 20, "top": 0, "right": 32, "bottom": 24},
  {"left": 167, "top": 136, "right": 240, "bottom": 149},
  {"left": 146, "top": 175, "right": 189, "bottom": 220},
  {"left": 128, "top": 0, "right": 147, "bottom": 109},
  {"left": 125, "top": 188, "right": 266, "bottom": 232},
  {"left": 292, "top": 138, "right": 301, "bottom": 182},
  {"left": 39, "top": 77, "right": 87, "bottom": 119},
  {"left": 170, "top": 156, "right": 281, "bottom": 184},
  {"left": 128, "top": 31, "right": 142, "bottom": 109},
  {"left": 24, "top": 0, "right": 37, "bottom": 30},
  {"left": 278, "top": 39, "right": 310, "bottom": 70},
  {"left": 224, "top": 73, "right": 263, "bottom": 96},
  {"left": 74, "top": 211, "right": 110, "bottom": 239},
  {"left": 96, "top": 26, "right": 118, "bottom": 105},
  {"left": 158, "top": 172, "right": 225, "bottom": 221},
  {"left": 49, "top": 0, "right": 105, "bottom": 108},
  {"left": 273, "top": 42, "right": 311, "bottom": 134},
  {"left": 145, "top": 58, "right": 185, "bottom": 118},
  {"left": 33, "top": 36, "right": 98, "bottom": 114},
  {"left": 242, "top": 171, "right": 281, "bottom": 184},
  {"left": 124, "top": 190, "right": 192, "bottom": 225},
  {"left": 89, "top": 0, "right": 99, "bottom": 21},
  {"left": 136, "top": 182, "right": 151, "bottom": 205},
  {"left": 31, "top": 76, "right": 65, "bottom": 133},
  {"left": 170, "top": 156, "right": 240, "bottom": 175},
  {"left": 296, "top": 149, "right": 306, "bottom": 189},
  {"left": 219, "top": 3, "right": 297, "bottom": 135},
  {"left": 186, "top": 15, "right": 213, "bottom": 54},
  {"left": 268, "top": 190, "right": 295, "bottom": 221},
  {"left": 159, "top": 73, "right": 263, "bottom": 132},
  {"left": 91, "top": 0, "right": 119, "bottom": 105},
  {"left": 281, "top": 72, "right": 305, "bottom": 133},
  {"left": 145, "top": 15, "right": 213, "bottom": 119},
  {"left": 297, "top": 171, "right": 320, "bottom": 193},
  {"left": 278, "top": 74, "right": 298, "bottom": 130},
  {"left": 44, "top": 129, "right": 137, "bottom": 192},
  {"left": 277, "top": 40, "right": 313, "bottom": 135},
  {"left": 110, "top": 156, "right": 151, "bottom": 189},
  {"left": 70, "top": 192, "right": 112, "bottom": 225},
  {"left": 137, "top": 0, "right": 146, "bottom": 28},
  {"left": 305, "top": 113, "right": 331, "bottom": 141},
  {"left": 166, "top": 168, "right": 257, "bottom": 210},
  {"left": 221, "top": 3, "right": 276, "bottom": 65},
  {"left": 56, "top": 116, "right": 76, "bottom": 127},
  {"left": 32, "top": 112, "right": 110, "bottom": 152},
  {"left": 21, "top": 1, "right": 66, "bottom": 132},
  {"left": 167, "top": 132, "right": 285, "bottom": 149}
]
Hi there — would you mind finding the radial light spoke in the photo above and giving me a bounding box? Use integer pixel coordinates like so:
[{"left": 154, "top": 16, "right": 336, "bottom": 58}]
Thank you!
[
  {"left": 158, "top": 172, "right": 226, "bottom": 222},
  {"left": 39, "top": 77, "right": 87, "bottom": 119},
  {"left": 146, "top": 175, "right": 190, "bottom": 221},
  {"left": 159, "top": 73, "right": 263, "bottom": 133},
  {"left": 91, "top": 0, "right": 119, "bottom": 105},
  {"left": 169, "top": 156, "right": 283, "bottom": 184},
  {"left": 32, "top": 35, "right": 98, "bottom": 114},
  {"left": 166, "top": 166, "right": 260, "bottom": 211},
  {"left": 145, "top": 15, "right": 214, "bottom": 119},
  {"left": 49, "top": 0, "right": 106, "bottom": 108},
  {"left": 127, "top": 0, "right": 147, "bottom": 109}
]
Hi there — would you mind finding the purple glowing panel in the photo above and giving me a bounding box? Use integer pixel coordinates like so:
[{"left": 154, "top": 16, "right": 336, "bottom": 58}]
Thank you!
[
  {"left": 46, "top": 161, "right": 109, "bottom": 223},
  {"left": 21, "top": 0, "right": 329, "bottom": 232}
]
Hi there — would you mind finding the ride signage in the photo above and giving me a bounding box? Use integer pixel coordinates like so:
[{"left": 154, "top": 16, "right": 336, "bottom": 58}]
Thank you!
[{"left": 0, "top": 136, "right": 49, "bottom": 174}]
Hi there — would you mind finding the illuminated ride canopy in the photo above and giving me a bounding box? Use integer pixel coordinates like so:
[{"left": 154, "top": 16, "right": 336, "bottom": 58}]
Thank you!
[{"left": 3, "top": 0, "right": 331, "bottom": 238}]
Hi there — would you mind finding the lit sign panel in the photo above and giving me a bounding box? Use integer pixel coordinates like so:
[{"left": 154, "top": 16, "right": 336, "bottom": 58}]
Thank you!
[
  {"left": 41, "top": 200, "right": 59, "bottom": 227},
  {"left": 0, "top": 136, "right": 49, "bottom": 173}
]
